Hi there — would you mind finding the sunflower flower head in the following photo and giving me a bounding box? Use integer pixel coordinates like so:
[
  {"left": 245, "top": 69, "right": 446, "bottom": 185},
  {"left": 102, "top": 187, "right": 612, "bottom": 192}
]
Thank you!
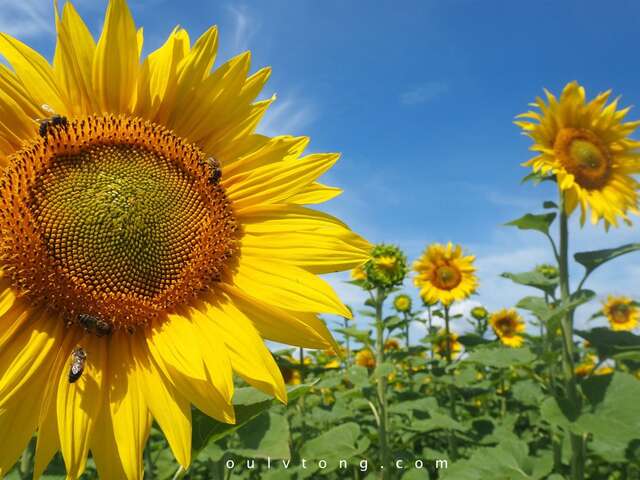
[
  {"left": 535, "top": 263, "right": 559, "bottom": 280},
  {"left": 393, "top": 294, "right": 412, "bottom": 313},
  {"left": 603, "top": 296, "right": 639, "bottom": 331},
  {"left": 384, "top": 338, "right": 401, "bottom": 352},
  {"left": 0, "top": 0, "right": 370, "bottom": 476},
  {"left": 489, "top": 308, "right": 526, "bottom": 348},
  {"left": 355, "top": 349, "right": 376, "bottom": 368},
  {"left": 413, "top": 242, "right": 478, "bottom": 306},
  {"left": 432, "top": 329, "right": 462, "bottom": 359},
  {"left": 516, "top": 81, "right": 640, "bottom": 229},
  {"left": 470, "top": 305, "right": 489, "bottom": 320},
  {"left": 360, "top": 244, "right": 408, "bottom": 290}
]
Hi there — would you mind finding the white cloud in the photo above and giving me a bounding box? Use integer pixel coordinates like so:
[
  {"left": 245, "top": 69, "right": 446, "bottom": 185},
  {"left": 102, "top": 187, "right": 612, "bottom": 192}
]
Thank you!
[
  {"left": 257, "top": 95, "right": 316, "bottom": 137},
  {"left": 225, "top": 4, "right": 257, "bottom": 55},
  {"left": 400, "top": 81, "right": 449, "bottom": 106},
  {"left": 0, "top": 0, "right": 53, "bottom": 38}
]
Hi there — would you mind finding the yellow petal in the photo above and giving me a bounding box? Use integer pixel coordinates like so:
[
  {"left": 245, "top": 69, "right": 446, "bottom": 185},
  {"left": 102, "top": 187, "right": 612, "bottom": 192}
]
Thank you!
[
  {"left": 232, "top": 256, "right": 351, "bottom": 317},
  {"left": 223, "top": 135, "right": 309, "bottom": 177},
  {"left": 53, "top": 0, "right": 97, "bottom": 114},
  {"left": 57, "top": 334, "right": 106, "bottom": 479},
  {"left": 203, "top": 297, "right": 286, "bottom": 402},
  {"left": 93, "top": 0, "right": 139, "bottom": 113},
  {"left": 91, "top": 395, "right": 128, "bottom": 480},
  {"left": 0, "top": 33, "right": 65, "bottom": 113},
  {"left": 223, "top": 283, "right": 338, "bottom": 350},
  {"left": 131, "top": 334, "right": 192, "bottom": 469},
  {"left": 146, "top": 314, "right": 235, "bottom": 423},
  {"left": 287, "top": 182, "right": 343, "bottom": 204},
  {"left": 108, "top": 333, "right": 151, "bottom": 480},
  {"left": 225, "top": 153, "right": 339, "bottom": 212}
]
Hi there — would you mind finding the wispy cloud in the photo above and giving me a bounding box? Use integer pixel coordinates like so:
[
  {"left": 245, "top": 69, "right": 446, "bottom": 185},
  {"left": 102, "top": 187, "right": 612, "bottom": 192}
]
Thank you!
[
  {"left": 400, "top": 81, "right": 449, "bottom": 106},
  {"left": 257, "top": 94, "right": 316, "bottom": 137},
  {"left": 0, "top": 0, "right": 53, "bottom": 38},
  {"left": 225, "top": 4, "right": 257, "bottom": 55}
]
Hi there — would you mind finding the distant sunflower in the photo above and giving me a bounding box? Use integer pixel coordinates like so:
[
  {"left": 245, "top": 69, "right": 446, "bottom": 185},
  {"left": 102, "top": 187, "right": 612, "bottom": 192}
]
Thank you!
[
  {"left": 603, "top": 296, "right": 639, "bottom": 331},
  {"left": 0, "top": 0, "right": 370, "bottom": 477},
  {"left": 413, "top": 242, "right": 478, "bottom": 306},
  {"left": 384, "top": 338, "right": 401, "bottom": 352},
  {"left": 489, "top": 309, "right": 525, "bottom": 348},
  {"left": 516, "top": 81, "right": 640, "bottom": 228},
  {"left": 355, "top": 349, "right": 376, "bottom": 368},
  {"left": 432, "top": 329, "right": 462, "bottom": 359},
  {"left": 393, "top": 294, "right": 412, "bottom": 313}
]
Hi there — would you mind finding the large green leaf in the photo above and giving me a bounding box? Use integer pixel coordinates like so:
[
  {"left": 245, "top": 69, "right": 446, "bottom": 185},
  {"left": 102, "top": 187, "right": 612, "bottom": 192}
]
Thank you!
[
  {"left": 230, "top": 412, "right": 290, "bottom": 459},
  {"left": 335, "top": 326, "right": 372, "bottom": 344},
  {"left": 501, "top": 271, "right": 557, "bottom": 296},
  {"left": 574, "top": 243, "right": 640, "bottom": 276},
  {"left": 516, "top": 296, "right": 552, "bottom": 320},
  {"left": 464, "top": 346, "right": 536, "bottom": 368},
  {"left": 193, "top": 384, "right": 311, "bottom": 461},
  {"left": 505, "top": 212, "right": 556, "bottom": 235},
  {"left": 575, "top": 328, "right": 640, "bottom": 357},
  {"left": 440, "top": 440, "right": 553, "bottom": 479}
]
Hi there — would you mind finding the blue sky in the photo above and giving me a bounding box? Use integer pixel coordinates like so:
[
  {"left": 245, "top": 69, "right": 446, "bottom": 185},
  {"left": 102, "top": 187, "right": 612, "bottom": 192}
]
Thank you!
[{"left": 2, "top": 0, "right": 640, "bottom": 336}]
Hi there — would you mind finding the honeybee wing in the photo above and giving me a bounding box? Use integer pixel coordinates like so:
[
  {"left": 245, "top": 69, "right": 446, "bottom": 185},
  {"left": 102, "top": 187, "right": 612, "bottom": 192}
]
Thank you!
[{"left": 41, "top": 104, "right": 56, "bottom": 115}]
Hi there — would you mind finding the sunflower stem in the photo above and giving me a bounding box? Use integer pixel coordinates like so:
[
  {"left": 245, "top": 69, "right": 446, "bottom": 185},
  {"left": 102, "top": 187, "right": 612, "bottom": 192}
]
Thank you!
[
  {"left": 344, "top": 317, "right": 351, "bottom": 367},
  {"left": 18, "top": 439, "right": 33, "bottom": 480},
  {"left": 443, "top": 305, "right": 458, "bottom": 460},
  {"left": 557, "top": 195, "right": 585, "bottom": 480},
  {"left": 374, "top": 287, "right": 390, "bottom": 478}
]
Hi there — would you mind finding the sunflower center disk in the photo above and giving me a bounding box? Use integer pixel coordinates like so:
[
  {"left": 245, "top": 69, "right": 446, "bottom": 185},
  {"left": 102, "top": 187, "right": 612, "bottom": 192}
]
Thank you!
[
  {"left": 611, "top": 305, "right": 630, "bottom": 324},
  {"left": 0, "top": 115, "right": 237, "bottom": 330},
  {"left": 554, "top": 128, "right": 611, "bottom": 189},
  {"left": 433, "top": 264, "right": 461, "bottom": 290}
]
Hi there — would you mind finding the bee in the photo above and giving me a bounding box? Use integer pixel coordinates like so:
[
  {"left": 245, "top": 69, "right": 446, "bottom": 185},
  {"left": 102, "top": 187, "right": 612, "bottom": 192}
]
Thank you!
[
  {"left": 205, "top": 156, "right": 221, "bottom": 185},
  {"left": 68, "top": 347, "right": 87, "bottom": 384},
  {"left": 36, "top": 104, "right": 68, "bottom": 138},
  {"left": 77, "top": 314, "right": 113, "bottom": 337}
]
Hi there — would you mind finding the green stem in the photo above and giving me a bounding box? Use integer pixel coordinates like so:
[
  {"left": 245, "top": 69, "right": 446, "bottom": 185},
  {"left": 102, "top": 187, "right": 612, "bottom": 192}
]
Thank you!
[
  {"left": 405, "top": 312, "right": 410, "bottom": 348},
  {"left": 344, "top": 318, "right": 351, "bottom": 367},
  {"left": 444, "top": 305, "right": 458, "bottom": 460},
  {"left": 374, "top": 288, "right": 390, "bottom": 478},
  {"left": 557, "top": 195, "right": 585, "bottom": 480}
]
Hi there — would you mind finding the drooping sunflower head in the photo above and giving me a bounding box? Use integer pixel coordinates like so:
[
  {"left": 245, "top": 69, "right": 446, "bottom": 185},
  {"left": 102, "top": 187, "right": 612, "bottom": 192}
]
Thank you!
[
  {"left": 413, "top": 242, "right": 478, "bottom": 306},
  {"left": 516, "top": 81, "right": 640, "bottom": 229},
  {"left": 393, "top": 293, "right": 412, "bottom": 313},
  {"left": 432, "top": 329, "right": 462, "bottom": 359},
  {"left": 0, "top": 0, "right": 370, "bottom": 477},
  {"left": 603, "top": 296, "right": 639, "bottom": 331},
  {"left": 355, "top": 348, "right": 376, "bottom": 368},
  {"left": 489, "top": 308, "right": 525, "bottom": 348},
  {"left": 360, "top": 244, "right": 408, "bottom": 290}
]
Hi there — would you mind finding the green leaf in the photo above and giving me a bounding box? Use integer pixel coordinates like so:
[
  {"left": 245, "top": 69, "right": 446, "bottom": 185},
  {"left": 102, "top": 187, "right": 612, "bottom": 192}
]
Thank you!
[
  {"left": 229, "top": 412, "right": 290, "bottom": 459},
  {"left": 298, "top": 422, "right": 369, "bottom": 467},
  {"left": 521, "top": 171, "right": 555, "bottom": 185},
  {"left": 441, "top": 440, "right": 553, "bottom": 479},
  {"left": 192, "top": 384, "right": 311, "bottom": 461},
  {"left": 373, "top": 361, "right": 395, "bottom": 378},
  {"left": 407, "top": 411, "right": 466, "bottom": 433},
  {"left": 335, "top": 327, "right": 372, "bottom": 344},
  {"left": 457, "top": 334, "right": 491, "bottom": 347},
  {"left": 389, "top": 397, "right": 438, "bottom": 416},
  {"left": 543, "top": 290, "right": 595, "bottom": 327},
  {"left": 505, "top": 212, "right": 556, "bottom": 235},
  {"left": 464, "top": 346, "right": 536, "bottom": 368},
  {"left": 501, "top": 271, "right": 557, "bottom": 296},
  {"left": 344, "top": 365, "right": 370, "bottom": 388},
  {"left": 516, "top": 296, "right": 552, "bottom": 320},
  {"left": 543, "top": 201, "right": 558, "bottom": 209},
  {"left": 575, "top": 328, "right": 640, "bottom": 357},
  {"left": 574, "top": 243, "right": 640, "bottom": 276}
]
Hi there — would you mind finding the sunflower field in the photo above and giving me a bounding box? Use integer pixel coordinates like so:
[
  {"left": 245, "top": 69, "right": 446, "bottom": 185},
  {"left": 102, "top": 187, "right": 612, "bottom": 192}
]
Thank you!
[{"left": 0, "top": 1, "right": 640, "bottom": 479}]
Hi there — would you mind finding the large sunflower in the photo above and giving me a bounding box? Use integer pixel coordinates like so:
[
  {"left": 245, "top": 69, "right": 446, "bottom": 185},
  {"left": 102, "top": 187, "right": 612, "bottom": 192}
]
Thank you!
[
  {"left": 516, "top": 81, "right": 640, "bottom": 228},
  {"left": 0, "top": 1, "right": 370, "bottom": 478},
  {"left": 413, "top": 242, "right": 478, "bottom": 306},
  {"left": 603, "top": 296, "right": 639, "bottom": 331}
]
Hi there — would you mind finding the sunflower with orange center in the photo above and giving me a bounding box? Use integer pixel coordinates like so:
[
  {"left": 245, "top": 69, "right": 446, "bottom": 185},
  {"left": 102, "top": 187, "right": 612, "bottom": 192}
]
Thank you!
[
  {"left": 0, "top": 1, "right": 370, "bottom": 477},
  {"left": 516, "top": 81, "right": 640, "bottom": 228},
  {"left": 355, "top": 349, "right": 376, "bottom": 368},
  {"left": 489, "top": 309, "right": 526, "bottom": 348},
  {"left": 413, "top": 242, "right": 478, "bottom": 306},
  {"left": 603, "top": 296, "right": 639, "bottom": 331}
]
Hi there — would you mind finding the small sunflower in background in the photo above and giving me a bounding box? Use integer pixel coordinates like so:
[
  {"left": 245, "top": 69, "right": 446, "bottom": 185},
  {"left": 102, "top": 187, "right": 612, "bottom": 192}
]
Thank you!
[
  {"left": 355, "top": 349, "right": 376, "bottom": 368},
  {"left": 489, "top": 309, "right": 526, "bottom": 348},
  {"left": 384, "top": 338, "right": 401, "bottom": 352},
  {"left": 413, "top": 242, "right": 478, "bottom": 306},
  {"left": 432, "top": 330, "right": 462, "bottom": 359},
  {"left": 603, "top": 296, "right": 639, "bottom": 331},
  {"left": 471, "top": 305, "right": 488, "bottom": 320},
  {"left": 0, "top": 0, "right": 370, "bottom": 477},
  {"left": 361, "top": 244, "right": 408, "bottom": 290},
  {"left": 516, "top": 81, "right": 640, "bottom": 229},
  {"left": 393, "top": 294, "right": 412, "bottom": 313}
]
